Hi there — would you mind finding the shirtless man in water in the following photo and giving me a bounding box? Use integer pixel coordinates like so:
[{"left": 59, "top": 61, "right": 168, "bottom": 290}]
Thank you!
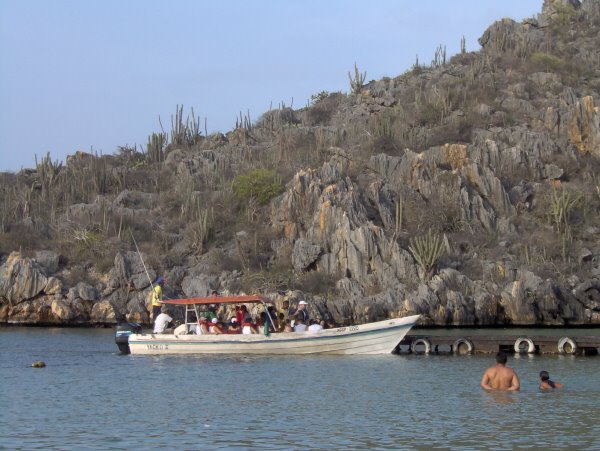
[{"left": 480, "top": 351, "right": 520, "bottom": 391}]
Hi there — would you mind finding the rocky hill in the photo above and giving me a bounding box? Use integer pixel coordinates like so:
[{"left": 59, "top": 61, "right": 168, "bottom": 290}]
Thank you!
[{"left": 1, "top": 0, "right": 599, "bottom": 327}]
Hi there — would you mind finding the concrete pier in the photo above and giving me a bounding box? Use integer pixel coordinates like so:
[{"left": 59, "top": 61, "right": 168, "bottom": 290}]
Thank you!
[{"left": 398, "top": 334, "right": 600, "bottom": 355}]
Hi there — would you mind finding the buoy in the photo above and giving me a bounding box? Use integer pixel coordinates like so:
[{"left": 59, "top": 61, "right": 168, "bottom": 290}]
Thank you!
[
  {"left": 31, "top": 361, "right": 46, "bottom": 368},
  {"left": 514, "top": 337, "right": 535, "bottom": 354},
  {"left": 453, "top": 337, "right": 474, "bottom": 354},
  {"left": 410, "top": 337, "right": 432, "bottom": 354},
  {"left": 557, "top": 337, "right": 578, "bottom": 354}
]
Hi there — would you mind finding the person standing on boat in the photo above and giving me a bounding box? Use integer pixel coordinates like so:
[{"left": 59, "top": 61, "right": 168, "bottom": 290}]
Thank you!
[
  {"left": 153, "top": 305, "right": 173, "bottom": 333},
  {"left": 480, "top": 351, "right": 520, "bottom": 392},
  {"left": 151, "top": 277, "right": 166, "bottom": 320},
  {"left": 293, "top": 300, "right": 309, "bottom": 325}
]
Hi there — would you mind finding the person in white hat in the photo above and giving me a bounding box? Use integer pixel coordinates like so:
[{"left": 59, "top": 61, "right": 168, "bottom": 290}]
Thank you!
[
  {"left": 209, "top": 317, "right": 224, "bottom": 334},
  {"left": 293, "top": 300, "right": 309, "bottom": 325}
]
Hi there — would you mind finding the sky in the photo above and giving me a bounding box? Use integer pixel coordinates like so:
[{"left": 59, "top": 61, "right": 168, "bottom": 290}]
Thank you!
[{"left": 0, "top": 0, "right": 543, "bottom": 172}]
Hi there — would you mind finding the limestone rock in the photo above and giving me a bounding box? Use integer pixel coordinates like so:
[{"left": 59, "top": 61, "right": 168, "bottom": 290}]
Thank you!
[
  {"left": 292, "top": 239, "right": 322, "bottom": 271},
  {"left": 0, "top": 252, "right": 48, "bottom": 305},
  {"left": 90, "top": 300, "right": 118, "bottom": 324},
  {"left": 35, "top": 251, "right": 60, "bottom": 274}
]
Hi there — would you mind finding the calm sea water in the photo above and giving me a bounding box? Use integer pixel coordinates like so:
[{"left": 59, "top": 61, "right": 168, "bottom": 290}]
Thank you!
[{"left": 1, "top": 326, "right": 599, "bottom": 451}]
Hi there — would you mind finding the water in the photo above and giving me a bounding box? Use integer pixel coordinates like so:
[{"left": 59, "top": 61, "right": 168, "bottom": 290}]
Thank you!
[{"left": 1, "top": 327, "right": 599, "bottom": 450}]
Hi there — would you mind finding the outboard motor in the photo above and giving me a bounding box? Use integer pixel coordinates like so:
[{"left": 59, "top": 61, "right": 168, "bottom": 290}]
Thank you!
[{"left": 115, "top": 322, "right": 142, "bottom": 354}]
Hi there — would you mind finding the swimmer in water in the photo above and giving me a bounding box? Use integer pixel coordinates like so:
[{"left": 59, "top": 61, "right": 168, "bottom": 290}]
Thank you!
[
  {"left": 481, "top": 351, "right": 520, "bottom": 391},
  {"left": 539, "top": 370, "right": 563, "bottom": 390}
]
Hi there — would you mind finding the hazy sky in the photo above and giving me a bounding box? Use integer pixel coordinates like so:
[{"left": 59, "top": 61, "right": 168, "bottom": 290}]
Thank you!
[{"left": 0, "top": 0, "right": 543, "bottom": 172}]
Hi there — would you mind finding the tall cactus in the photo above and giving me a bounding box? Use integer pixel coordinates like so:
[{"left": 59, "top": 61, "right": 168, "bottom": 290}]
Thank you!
[{"left": 348, "top": 63, "right": 366, "bottom": 95}]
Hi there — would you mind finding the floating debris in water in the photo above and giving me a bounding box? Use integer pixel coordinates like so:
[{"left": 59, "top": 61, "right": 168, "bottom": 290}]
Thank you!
[{"left": 31, "top": 361, "right": 46, "bottom": 368}]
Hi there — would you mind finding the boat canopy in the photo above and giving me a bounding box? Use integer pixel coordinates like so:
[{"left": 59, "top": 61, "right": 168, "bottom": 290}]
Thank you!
[{"left": 161, "top": 295, "right": 273, "bottom": 306}]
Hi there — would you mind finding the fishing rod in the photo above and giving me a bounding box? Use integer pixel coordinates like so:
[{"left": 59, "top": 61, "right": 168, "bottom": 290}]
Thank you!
[{"left": 130, "top": 230, "right": 155, "bottom": 292}]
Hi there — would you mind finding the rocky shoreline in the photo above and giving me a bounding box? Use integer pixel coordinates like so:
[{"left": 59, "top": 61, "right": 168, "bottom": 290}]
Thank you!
[{"left": 1, "top": 1, "right": 600, "bottom": 328}]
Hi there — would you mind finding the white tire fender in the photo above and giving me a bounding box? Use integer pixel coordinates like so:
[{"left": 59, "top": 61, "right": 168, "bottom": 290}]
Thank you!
[
  {"left": 514, "top": 337, "right": 535, "bottom": 354},
  {"left": 411, "top": 337, "right": 432, "bottom": 354},
  {"left": 453, "top": 337, "right": 474, "bottom": 354},
  {"left": 557, "top": 337, "right": 578, "bottom": 354}
]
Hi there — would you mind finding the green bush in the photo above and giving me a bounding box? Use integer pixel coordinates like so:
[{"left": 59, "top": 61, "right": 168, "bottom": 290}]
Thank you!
[
  {"left": 530, "top": 52, "right": 567, "bottom": 71},
  {"left": 232, "top": 169, "right": 285, "bottom": 205}
]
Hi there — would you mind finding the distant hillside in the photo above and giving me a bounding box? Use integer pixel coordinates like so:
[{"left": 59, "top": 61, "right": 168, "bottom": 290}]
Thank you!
[{"left": 1, "top": 0, "right": 599, "bottom": 327}]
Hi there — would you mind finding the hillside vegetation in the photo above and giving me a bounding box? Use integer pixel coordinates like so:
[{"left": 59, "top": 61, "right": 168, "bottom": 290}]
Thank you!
[{"left": 1, "top": 0, "right": 599, "bottom": 326}]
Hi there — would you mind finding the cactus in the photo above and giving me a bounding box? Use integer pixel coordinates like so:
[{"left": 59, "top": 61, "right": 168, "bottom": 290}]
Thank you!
[
  {"left": 35, "top": 152, "right": 63, "bottom": 200},
  {"left": 146, "top": 132, "right": 167, "bottom": 164},
  {"left": 348, "top": 63, "right": 366, "bottom": 95},
  {"left": 409, "top": 229, "right": 446, "bottom": 278},
  {"left": 170, "top": 104, "right": 202, "bottom": 146},
  {"left": 550, "top": 188, "right": 581, "bottom": 236}
]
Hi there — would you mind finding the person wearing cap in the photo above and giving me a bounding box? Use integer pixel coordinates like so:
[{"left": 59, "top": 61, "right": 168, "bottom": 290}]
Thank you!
[
  {"left": 151, "top": 277, "right": 166, "bottom": 320},
  {"left": 209, "top": 317, "right": 224, "bottom": 334},
  {"left": 293, "top": 300, "right": 309, "bottom": 325},
  {"left": 153, "top": 304, "right": 173, "bottom": 334},
  {"left": 227, "top": 317, "right": 241, "bottom": 334}
]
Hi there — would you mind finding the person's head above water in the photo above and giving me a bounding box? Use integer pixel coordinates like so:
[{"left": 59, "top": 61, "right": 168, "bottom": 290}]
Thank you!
[
  {"left": 539, "top": 370, "right": 550, "bottom": 381},
  {"left": 496, "top": 351, "right": 508, "bottom": 365}
]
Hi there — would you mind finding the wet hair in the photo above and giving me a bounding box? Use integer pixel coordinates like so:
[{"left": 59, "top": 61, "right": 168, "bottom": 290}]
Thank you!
[
  {"left": 539, "top": 371, "right": 550, "bottom": 381},
  {"left": 495, "top": 351, "right": 508, "bottom": 364}
]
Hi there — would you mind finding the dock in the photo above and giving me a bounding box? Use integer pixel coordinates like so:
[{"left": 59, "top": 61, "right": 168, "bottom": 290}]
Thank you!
[{"left": 397, "top": 334, "right": 600, "bottom": 355}]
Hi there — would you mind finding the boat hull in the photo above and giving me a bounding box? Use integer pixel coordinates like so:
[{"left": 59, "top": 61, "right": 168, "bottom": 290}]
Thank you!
[{"left": 127, "top": 315, "right": 419, "bottom": 355}]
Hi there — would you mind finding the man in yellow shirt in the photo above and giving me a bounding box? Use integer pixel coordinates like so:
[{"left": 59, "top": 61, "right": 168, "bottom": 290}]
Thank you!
[{"left": 151, "top": 277, "right": 165, "bottom": 320}]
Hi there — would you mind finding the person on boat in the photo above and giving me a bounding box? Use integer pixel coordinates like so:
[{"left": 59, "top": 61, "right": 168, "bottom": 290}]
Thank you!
[
  {"left": 209, "top": 317, "right": 225, "bottom": 334},
  {"left": 266, "top": 306, "right": 279, "bottom": 331},
  {"left": 480, "top": 351, "right": 520, "bottom": 392},
  {"left": 539, "top": 371, "right": 563, "bottom": 390},
  {"left": 325, "top": 319, "right": 337, "bottom": 329},
  {"left": 283, "top": 319, "right": 293, "bottom": 332},
  {"left": 227, "top": 318, "right": 241, "bottom": 334},
  {"left": 237, "top": 305, "right": 251, "bottom": 324},
  {"left": 153, "top": 305, "right": 173, "bottom": 334},
  {"left": 150, "top": 276, "right": 166, "bottom": 320},
  {"left": 307, "top": 319, "right": 323, "bottom": 332},
  {"left": 205, "top": 304, "right": 219, "bottom": 321},
  {"left": 293, "top": 317, "right": 307, "bottom": 332},
  {"left": 293, "top": 300, "right": 309, "bottom": 325},
  {"left": 242, "top": 319, "right": 257, "bottom": 334},
  {"left": 279, "top": 299, "right": 293, "bottom": 324},
  {"left": 196, "top": 317, "right": 210, "bottom": 335}
]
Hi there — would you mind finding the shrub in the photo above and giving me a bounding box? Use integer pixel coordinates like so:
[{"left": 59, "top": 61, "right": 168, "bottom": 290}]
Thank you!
[
  {"left": 529, "top": 52, "right": 567, "bottom": 71},
  {"left": 232, "top": 169, "right": 285, "bottom": 205}
]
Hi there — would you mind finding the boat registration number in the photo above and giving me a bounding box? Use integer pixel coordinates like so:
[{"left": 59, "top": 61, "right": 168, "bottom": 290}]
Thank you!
[
  {"left": 335, "top": 326, "right": 359, "bottom": 333},
  {"left": 146, "top": 344, "right": 168, "bottom": 350}
]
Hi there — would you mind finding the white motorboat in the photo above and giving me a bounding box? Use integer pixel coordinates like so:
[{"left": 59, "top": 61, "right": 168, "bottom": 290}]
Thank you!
[{"left": 115, "top": 295, "right": 419, "bottom": 355}]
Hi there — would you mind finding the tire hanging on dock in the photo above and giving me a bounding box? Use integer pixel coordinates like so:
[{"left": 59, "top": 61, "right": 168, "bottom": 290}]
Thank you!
[
  {"left": 410, "top": 337, "right": 432, "bottom": 354},
  {"left": 453, "top": 337, "right": 474, "bottom": 354},
  {"left": 557, "top": 337, "right": 578, "bottom": 354},
  {"left": 514, "top": 337, "right": 535, "bottom": 354}
]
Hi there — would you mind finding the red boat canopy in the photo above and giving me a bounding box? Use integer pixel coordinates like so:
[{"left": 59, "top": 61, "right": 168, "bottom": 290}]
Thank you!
[{"left": 161, "top": 295, "right": 273, "bottom": 306}]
